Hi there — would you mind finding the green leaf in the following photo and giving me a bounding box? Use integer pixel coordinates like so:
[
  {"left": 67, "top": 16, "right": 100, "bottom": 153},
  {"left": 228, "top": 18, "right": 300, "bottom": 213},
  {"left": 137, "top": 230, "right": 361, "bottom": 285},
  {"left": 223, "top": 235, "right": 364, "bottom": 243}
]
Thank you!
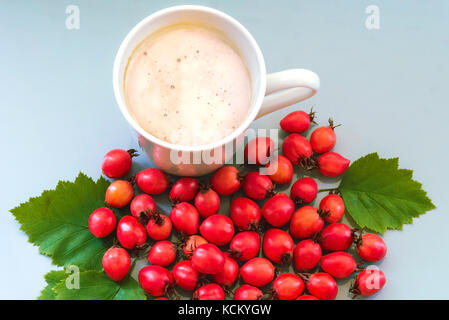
[
  {"left": 53, "top": 270, "right": 146, "bottom": 300},
  {"left": 339, "top": 153, "right": 435, "bottom": 233},
  {"left": 10, "top": 173, "right": 113, "bottom": 270},
  {"left": 38, "top": 270, "right": 67, "bottom": 300}
]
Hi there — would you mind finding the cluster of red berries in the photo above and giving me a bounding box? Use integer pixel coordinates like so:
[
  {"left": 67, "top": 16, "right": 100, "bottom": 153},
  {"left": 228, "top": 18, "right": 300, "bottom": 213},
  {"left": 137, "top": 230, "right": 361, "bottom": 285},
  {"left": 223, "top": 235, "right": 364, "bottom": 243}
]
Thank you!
[{"left": 87, "top": 109, "right": 387, "bottom": 300}]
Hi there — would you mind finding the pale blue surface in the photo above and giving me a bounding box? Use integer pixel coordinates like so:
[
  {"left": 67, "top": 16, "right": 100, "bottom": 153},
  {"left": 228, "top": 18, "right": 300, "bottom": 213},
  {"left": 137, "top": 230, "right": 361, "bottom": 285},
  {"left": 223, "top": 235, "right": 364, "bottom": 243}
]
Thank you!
[{"left": 1, "top": 0, "right": 448, "bottom": 299}]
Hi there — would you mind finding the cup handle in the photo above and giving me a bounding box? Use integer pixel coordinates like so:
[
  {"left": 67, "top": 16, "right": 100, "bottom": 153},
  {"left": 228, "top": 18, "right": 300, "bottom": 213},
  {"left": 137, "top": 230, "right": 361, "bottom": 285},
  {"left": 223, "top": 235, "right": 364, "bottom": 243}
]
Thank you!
[{"left": 256, "top": 69, "right": 320, "bottom": 119}]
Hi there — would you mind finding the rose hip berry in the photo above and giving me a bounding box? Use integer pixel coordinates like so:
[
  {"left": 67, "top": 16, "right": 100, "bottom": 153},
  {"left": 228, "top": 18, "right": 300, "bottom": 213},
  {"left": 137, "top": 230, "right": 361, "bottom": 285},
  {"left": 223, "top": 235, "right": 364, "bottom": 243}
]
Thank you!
[
  {"left": 130, "top": 194, "right": 156, "bottom": 218},
  {"left": 317, "top": 152, "right": 350, "bottom": 177},
  {"left": 212, "top": 255, "right": 239, "bottom": 286},
  {"left": 306, "top": 272, "right": 338, "bottom": 300},
  {"left": 102, "top": 247, "right": 131, "bottom": 282},
  {"left": 234, "top": 284, "right": 263, "bottom": 300},
  {"left": 172, "top": 260, "right": 199, "bottom": 291},
  {"left": 88, "top": 207, "right": 117, "bottom": 238},
  {"left": 194, "top": 188, "right": 220, "bottom": 218},
  {"left": 290, "top": 206, "right": 324, "bottom": 239},
  {"left": 297, "top": 295, "right": 319, "bottom": 300},
  {"left": 280, "top": 110, "right": 314, "bottom": 133},
  {"left": 148, "top": 240, "right": 176, "bottom": 267},
  {"left": 191, "top": 244, "right": 225, "bottom": 275},
  {"left": 210, "top": 166, "right": 241, "bottom": 196},
  {"left": 146, "top": 212, "right": 172, "bottom": 241},
  {"left": 320, "top": 223, "right": 353, "bottom": 251},
  {"left": 321, "top": 252, "right": 356, "bottom": 279},
  {"left": 230, "top": 197, "right": 261, "bottom": 231},
  {"left": 244, "top": 137, "right": 275, "bottom": 165},
  {"left": 135, "top": 168, "right": 169, "bottom": 195},
  {"left": 266, "top": 155, "right": 294, "bottom": 185},
  {"left": 240, "top": 257, "right": 275, "bottom": 287},
  {"left": 116, "top": 216, "right": 147, "bottom": 250},
  {"left": 138, "top": 265, "right": 174, "bottom": 297},
  {"left": 242, "top": 172, "right": 274, "bottom": 200},
  {"left": 261, "top": 193, "right": 295, "bottom": 227},
  {"left": 282, "top": 133, "right": 313, "bottom": 166},
  {"left": 169, "top": 202, "right": 199, "bottom": 235},
  {"left": 200, "top": 214, "right": 235, "bottom": 246},
  {"left": 262, "top": 228, "right": 294, "bottom": 264},
  {"left": 182, "top": 235, "right": 208, "bottom": 259},
  {"left": 193, "top": 283, "right": 225, "bottom": 300},
  {"left": 310, "top": 119, "right": 339, "bottom": 154},
  {"left": 272, "top": 273, "right": 305, "bottom": 300},
  {"left": 352, "top": 268, "right": 386, "bottom": 297},
  {"left": 290, "top": 177, "right": 318, "bottom": 204},
  {"left": 356, "top": 233, "right": 387, "bottom": 262},
  {"left": 293, "top": 239, "right": 322, "bottom": 272},
  {"left": 105, "top": 180, "right": 134, "bottom": 208},
  {"left": 169, "top": 177, "right": 199, "bottom": 203},
  {"left": 102, "top": 149, "right": 137, "bottom": 178},
  {"left": 229, "top": 231, "right": 261, "bottom": 261},
  {"left": 319, "top": 194, "right": 345, "bottom": 223}
]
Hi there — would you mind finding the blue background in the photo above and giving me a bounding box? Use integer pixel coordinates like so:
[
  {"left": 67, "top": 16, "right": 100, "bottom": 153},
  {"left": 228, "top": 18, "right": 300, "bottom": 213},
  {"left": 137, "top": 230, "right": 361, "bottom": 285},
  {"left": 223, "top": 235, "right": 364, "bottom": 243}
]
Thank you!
[{"left": 1, "top": 0, "right": 448, "bottom": 299}]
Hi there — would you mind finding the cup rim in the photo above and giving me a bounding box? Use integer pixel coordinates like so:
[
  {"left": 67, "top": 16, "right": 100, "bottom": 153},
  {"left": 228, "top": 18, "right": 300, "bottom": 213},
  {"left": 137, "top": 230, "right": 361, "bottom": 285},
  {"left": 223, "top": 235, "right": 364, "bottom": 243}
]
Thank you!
[{"left": 113, "top": 5, "right": 267, "bottom": 152}]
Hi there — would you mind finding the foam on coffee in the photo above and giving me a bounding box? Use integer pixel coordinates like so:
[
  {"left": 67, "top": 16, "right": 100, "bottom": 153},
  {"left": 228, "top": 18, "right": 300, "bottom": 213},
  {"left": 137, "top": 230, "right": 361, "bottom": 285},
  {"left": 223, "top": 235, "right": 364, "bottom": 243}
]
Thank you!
[{"left": 124, "top": 23, "right": 252, "bottom": 146}]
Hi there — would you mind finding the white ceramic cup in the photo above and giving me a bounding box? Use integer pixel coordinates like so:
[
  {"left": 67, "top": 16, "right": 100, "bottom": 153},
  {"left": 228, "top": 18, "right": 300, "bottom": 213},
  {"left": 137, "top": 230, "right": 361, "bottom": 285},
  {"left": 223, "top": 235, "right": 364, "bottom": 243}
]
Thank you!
[{"left": 113, "top": 5, "right": 319, "bottom": 176}]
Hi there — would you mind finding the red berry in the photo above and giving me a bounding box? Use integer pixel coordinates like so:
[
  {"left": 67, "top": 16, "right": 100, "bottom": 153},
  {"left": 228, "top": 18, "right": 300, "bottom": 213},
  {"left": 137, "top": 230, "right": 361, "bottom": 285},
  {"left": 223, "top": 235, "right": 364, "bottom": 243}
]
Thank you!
[
  {"left": 244, "top": 137, "right": 274, "bottom": 165},
  {"left": 240, "top": 257, "right": 275, "bottom": 287},
  {"left": 169, "top": 202, "right": 199, "bottom": 235},
  {"left": 193, "top": 283, "right": 225, "bottom": 300},
  {"left": 169, "top": 178, "right": 199, "bottom": 203},
  {"left": 262, "top": 228, "right": 294, "bottom": 264},
  {"left": 266, "top": 155, "right": 294, "bottom": 185},
  {"left": 212, "top": 255, "right": 239, "bottom": 286},
  {"left": 356, "top": 233, "right": 387, "bottom": 262},
  {"left": 290, "top": 177, "right": 318, "bottom": 204},
  {"left": 102, "top": 247, "right": 131, "bottom": 281},
  {"left": 230, "top": 197, "right": 261, "bottom": 231},
  {"left": 321, "top": 252, "right": 356, "bottom": 279},
  {"left": 130, "top": 194, "right": 156, "bottom": 218},
  {"left": 317, "top": 152, "right": 350, "bottom": 177},
  {"left": 319, "top": 194, "right": 345, "bottom": 223},
  {"left": 296, "top": 294, "right": 319, "bottom": 300},
  {"left": 116, "top": 216, "right": 146, "bottom": 250},
  {"left": 182, "top": 235, "right": 208, "bottom": 259},
  {"left": 105, "top": 180, "right": 134, "bottom": 208},
  {"left": 138, "top": 265, "right": 173, "bottom": 297},
  {"left": 290, "top": 206, "right": 324, "bottom": 239},
  {"left": 191, "top": 244, "right": 225, "bottom": 275},
  {"left": 310, "top": 121, "right": 337, "bottom": 154},
  {"left": 229, "top": 231, "right": 261, "bottom": 261},
  {"left": 234, "top": 284, "right": 263, "bottom": 300},
  {"left": 146, "top": 213, "right": 172, "bottom": 241},
  {"left": 293, "top": 239, "right": 322, "bottom": 272},
  {"left": 148, "top": 240, "right": 176, "bottom": 267},
  {"left": 306, "top": 272, "right": 338, "bottom": 300},
  {"left": 282, "top": 133, "right": 313, "bottom": 165},
  {"left": 353, "top": 268, "right": 386, "bottom": 296},
  {"left": 242, "top": 172, "right": 274, "bottom": 200},
  {"left": 272, "top": 273, "right": 305, "bottom": 300},
  {"left": 320, "top": 223, "right": 353, "bottom": 251},
  {"left": 261, "top": 193, "right": 295, "bottom": 227},
  {"left": 135, "top": 168, "right": 169, "bottom": 195},
  {"left": 88, "top": 207, "right": 116, "bottom": 238},
  {"left": 200, "top": 214, "right": 235, "bottom": 246},
  {"left": 172, "top": 260, "right": 199, "bottom": 291},
  {"left": 194, "top": 188, "right": 220, "bottom": 218},
  {"left": 154, "top": 297, "right": 168, "bottom": 300},
  {"left": 280, "top": 110, "right": 313, "bottom": 133},
  {"left": 210, "top": 166, "right": 241, "bottom": 196},
  {"left": 102, "top": 149, "right": 136, "bottom": 178}
]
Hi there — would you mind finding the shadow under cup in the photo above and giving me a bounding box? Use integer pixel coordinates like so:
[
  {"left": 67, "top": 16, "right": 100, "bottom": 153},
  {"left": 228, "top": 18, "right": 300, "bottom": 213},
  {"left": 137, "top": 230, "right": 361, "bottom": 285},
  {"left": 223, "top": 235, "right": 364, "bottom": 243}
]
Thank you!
[{"left": 114, "top": 6, "right": 267, "bottom": 176}]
